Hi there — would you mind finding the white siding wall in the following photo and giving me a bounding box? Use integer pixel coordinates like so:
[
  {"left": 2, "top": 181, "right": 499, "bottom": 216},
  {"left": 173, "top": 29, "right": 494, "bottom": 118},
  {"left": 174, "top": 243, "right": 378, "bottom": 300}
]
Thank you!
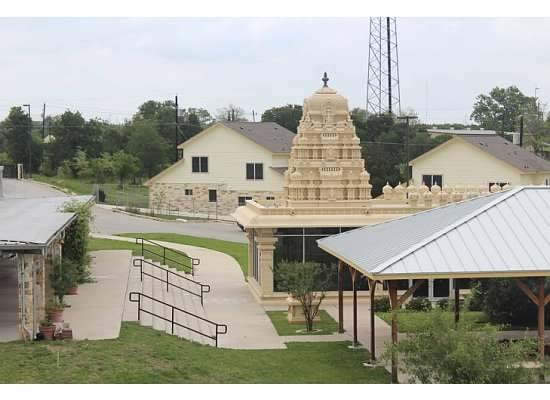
[
  {"left": 411, "top": 139, "right": 524, "bottom": 187},
  {"left": 156, "top": 124, "right": 288, "bottom": 191}
]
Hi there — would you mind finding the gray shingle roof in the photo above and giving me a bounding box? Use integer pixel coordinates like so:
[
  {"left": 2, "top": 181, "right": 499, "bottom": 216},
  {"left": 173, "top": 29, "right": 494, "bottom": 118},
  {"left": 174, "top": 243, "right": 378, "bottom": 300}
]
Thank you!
[
  {"left": 458, "top": 134, "right": 550, "bottom": 172},
  {"left": 221, "top": 122, "right": 295, "bottom": 153},
  {"left": 318, "top": 187, "right": 550, "bottom": 279}
]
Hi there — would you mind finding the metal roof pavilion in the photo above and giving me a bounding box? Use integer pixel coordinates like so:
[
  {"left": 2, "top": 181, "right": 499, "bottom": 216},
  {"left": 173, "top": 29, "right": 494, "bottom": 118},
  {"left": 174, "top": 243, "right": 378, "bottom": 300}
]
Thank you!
[
  {"left": 318, "top": 186, "right": 550, "bottom": 280},
  {"left": 0, "top": 195, "right": 93, "bottom": 250}
]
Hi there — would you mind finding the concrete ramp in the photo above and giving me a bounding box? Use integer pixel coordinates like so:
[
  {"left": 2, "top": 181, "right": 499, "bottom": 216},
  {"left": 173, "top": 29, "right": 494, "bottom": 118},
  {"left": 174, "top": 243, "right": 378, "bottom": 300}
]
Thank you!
[{"left": 64, "top": 250, "right": 132, "bottom": 340}]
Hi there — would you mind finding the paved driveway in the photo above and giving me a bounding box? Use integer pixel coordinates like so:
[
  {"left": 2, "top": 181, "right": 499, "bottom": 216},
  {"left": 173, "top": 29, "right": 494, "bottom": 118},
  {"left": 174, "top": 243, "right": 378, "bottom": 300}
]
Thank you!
[
  {"left": 92, "top": 206, "right": 246, "bottom": 243},
  {"left": 7, "top": 179, "right": 246, "bottom": 243}
]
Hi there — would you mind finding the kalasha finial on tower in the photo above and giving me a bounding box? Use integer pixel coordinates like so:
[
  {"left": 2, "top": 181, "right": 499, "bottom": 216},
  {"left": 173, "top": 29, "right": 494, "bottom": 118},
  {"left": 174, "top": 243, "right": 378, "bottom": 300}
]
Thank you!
[{"left": 322, "top": 72, "right": 329, "bottom": 87}]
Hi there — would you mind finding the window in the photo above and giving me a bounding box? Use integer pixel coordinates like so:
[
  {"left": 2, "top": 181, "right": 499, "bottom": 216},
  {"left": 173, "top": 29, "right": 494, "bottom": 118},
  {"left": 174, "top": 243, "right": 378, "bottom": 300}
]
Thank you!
[
  {"left": 177, "top": 148, "right": 184, "bottom": 160},
  {"left": 246, "top": 163, "right": 263, "bottom": 180},
  {"left": 238, "top": 196, "right": 252, "bottom": 206},
  {"left": 185, "top": 189, "right": 193, "bottom": 196},
  {"left": 422, "top": 174, "right": 443, "bottom": 189},
  {"left": 266, "top": 196, "right": 275, "bottom": 201},
  {"left": 208, "top": 189, "right": 217, "bottom": 202},
  {"left": 192, "top": 157, "right": 208, "bottom": 173}
]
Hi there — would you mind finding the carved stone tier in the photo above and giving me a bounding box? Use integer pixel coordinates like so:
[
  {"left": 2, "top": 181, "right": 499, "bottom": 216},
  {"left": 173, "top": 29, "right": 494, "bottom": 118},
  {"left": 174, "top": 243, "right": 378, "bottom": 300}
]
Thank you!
[{"left": 283, "top": 84, "right": 372, "bottom": 207}]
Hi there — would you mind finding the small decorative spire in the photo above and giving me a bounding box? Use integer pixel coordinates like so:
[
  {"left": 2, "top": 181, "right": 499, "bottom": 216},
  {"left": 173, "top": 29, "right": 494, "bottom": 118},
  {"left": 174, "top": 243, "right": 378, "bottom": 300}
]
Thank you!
[{"left": 322, "top": 72, "right": 329, "bottom": 87}]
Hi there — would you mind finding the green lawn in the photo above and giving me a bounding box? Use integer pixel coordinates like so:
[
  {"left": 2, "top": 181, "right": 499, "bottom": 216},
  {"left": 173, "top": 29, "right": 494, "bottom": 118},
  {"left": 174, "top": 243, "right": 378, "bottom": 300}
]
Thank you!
[
  {"left": 267, "top": 310, "right": 338, "bottom": 336},
  {"left": 88, "top": 238, "right": 193, "bottom": 272},
  {"left": 0, "top": 323, "right": 390, "bottom": 383},
  {"left": 33, "top": 175, "right": 149, "bottom": 208},
  {"left": 119, "top": 233, "right": 248, "bottom": 278},
  {"left": 377, "top": 311, "right": 489, "bottom": 333}
]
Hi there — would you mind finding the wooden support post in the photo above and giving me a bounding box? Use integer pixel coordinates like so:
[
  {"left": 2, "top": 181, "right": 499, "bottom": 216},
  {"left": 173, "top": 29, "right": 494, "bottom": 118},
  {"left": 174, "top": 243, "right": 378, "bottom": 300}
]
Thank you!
[
  {"left": 388, "top": 280, "right": 399, "bottom": 384},
  {"left": 454, "top": 279, "right": 460, "bottom": 324},
  {"left": 369, "top": 279, "right": 377, "bottom": 361},
  {"left": 351, "top": 268, "right": 358, "bottom": 346},
  {"left": 337, "top": 261, "right": 344, "bottom": 333},
  {"left": 515, "top": 278, "right": 547, "bottom": 363},
  {"left": 537, "top": 277, "right": 545, "bottom": 363}
]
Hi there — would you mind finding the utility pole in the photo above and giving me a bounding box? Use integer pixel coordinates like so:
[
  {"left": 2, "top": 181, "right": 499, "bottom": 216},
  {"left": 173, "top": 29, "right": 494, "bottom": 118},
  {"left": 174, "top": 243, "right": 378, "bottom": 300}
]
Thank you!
[
  {"left": 175, "top": 95, "right": 179, "bottom": 162},
  {"left": 22, "top": 104, "right": 32, "bottom": 178},
  {"left": 519, "top": 115, "right": 524, "bottom": 147},
  {"left": 397, "top": 115, "right": 418, "bottom": 186},
  {"left": 42, "top": 103, "right": 46, "bottom": 141},
  {"left": 252, "top": 110, "right": 256, "bottom": 122}
]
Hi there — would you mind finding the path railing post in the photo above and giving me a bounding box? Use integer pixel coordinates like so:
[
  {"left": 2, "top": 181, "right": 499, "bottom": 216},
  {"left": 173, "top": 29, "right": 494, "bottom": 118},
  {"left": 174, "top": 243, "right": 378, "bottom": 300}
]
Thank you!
[{"left": 171, "top": 307, "right": 175, "bottom": 334}]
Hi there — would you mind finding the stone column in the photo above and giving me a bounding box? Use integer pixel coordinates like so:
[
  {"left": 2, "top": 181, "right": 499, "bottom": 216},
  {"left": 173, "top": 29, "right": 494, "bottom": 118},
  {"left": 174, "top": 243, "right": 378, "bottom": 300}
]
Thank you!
[
  {"left": 254, "top": 229, "right": 278, "bottom": 297},
  {"left": 245, "top": 229, "right": 254, "bottom": 281}
]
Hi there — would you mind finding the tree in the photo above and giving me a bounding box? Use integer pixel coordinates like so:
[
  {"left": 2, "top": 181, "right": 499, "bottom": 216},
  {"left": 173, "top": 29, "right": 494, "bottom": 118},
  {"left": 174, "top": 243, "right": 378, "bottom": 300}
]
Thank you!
[
  {"left": 261, "top": 104, "right": 303, "bottom": 133},
  {"left": 524, "top": 111, "right": 550, "bottom": 159},
  {"left": 1, "top": 107, "right": 32, "bottom": 168},
  {"left": 88, "top": 154, "right": 115, "bottom": 183},
  {"left": 469, "top": 278, "right": 550, "bottom": 327},
  {"left": 471, "top": 86, "right": 535, "bottom": 133},
  {"left": 216, "top": 104, "right": 247, "bottom": 122},
  {"left": 127, "top": 124, "right": 170, "bottom": 178},
  {"left": 112, "top": 151, "right": 140, "bottom": 189},
  {"left": 386, "top": 311, "right": 537, "bottom": 383},
  {"left": 48, "top": 111, "right": 88, "bottom": 169},
  {"left": 274, "top": 261, "right": 334, "bottom": 332}
]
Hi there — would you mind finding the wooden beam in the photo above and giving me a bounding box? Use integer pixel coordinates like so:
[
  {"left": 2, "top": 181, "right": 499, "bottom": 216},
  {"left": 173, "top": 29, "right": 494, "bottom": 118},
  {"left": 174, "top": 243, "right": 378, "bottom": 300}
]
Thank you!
[
  {"left": 537, "top": 277, "right": 545, "bottom": 362},
  {"left": 454, "top": 279, "right": 460, "bottom": 324},
  {"left": 369, "top": 279, "right": 377, "bottom": 361},
  {"left": 397, "top": 279, "right": 426, "bottom": 308},
  {"left": 337, "top": 261, "right": 344, "bottom": 333},
  {"left": 388, "top": 281, "right": 399, "bottom": 384},
  {"left": 544, "top": 293, "right": 550, "bottom": 306},
  {"left": 351, "top": 268, "right": 359, "bottom": 346},
  {"left": 515, "top": 279, "right": 540, "bottom": 306}
]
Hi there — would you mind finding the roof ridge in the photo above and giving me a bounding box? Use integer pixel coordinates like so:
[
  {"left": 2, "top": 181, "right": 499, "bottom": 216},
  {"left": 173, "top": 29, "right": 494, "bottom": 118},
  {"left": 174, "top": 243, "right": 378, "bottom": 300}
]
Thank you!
[{"left": 371, "top": 187, "right": 524, "bottom": 274}]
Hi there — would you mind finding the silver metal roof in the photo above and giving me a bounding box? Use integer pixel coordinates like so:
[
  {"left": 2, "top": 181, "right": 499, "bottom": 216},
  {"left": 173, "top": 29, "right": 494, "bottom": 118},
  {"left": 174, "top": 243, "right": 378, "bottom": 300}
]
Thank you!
[
  {"left": 0, "top": 195, "right": 93, "bottom": 250},
  {"left": 318, "top": 187, "right": 550, "bottom": 279}
]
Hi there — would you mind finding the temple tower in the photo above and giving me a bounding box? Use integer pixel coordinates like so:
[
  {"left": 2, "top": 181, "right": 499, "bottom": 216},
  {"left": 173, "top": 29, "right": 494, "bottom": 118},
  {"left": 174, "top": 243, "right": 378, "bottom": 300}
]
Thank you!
[{"left": 283, "top": 73, "right": 372, "bottom": 207}]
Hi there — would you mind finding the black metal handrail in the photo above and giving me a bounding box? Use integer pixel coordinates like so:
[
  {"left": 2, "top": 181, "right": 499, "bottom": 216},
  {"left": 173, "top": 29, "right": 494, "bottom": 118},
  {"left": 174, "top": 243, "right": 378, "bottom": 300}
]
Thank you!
[
  {"left": 135, "top": 237, "right": 200, "bottom": 275},
  {"left": 128, "top": 291, "right": 228, "bottom": 347},
  {"left": 133, "top": 258, "right": 210, "bottom": 305}
]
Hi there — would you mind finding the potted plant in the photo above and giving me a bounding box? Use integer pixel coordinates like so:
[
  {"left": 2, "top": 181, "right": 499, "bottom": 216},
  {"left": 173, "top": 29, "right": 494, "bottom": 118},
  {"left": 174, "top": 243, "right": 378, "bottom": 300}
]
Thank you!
[
  {"left": 47, "top": 299, "right": 65, "bottom": 323},
  {"left": 39, "top": 319, "right": 55, "bottom": 340}
]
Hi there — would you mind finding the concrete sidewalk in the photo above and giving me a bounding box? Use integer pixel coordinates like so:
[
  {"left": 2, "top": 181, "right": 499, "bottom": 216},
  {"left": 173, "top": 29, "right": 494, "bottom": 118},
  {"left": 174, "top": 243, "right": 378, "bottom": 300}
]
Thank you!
[
  {"left": 91, "top": 234, "right": 286, "bottom": 349},
  {"left": 64, "top": 250, "right": 132, "bottom": 340}
]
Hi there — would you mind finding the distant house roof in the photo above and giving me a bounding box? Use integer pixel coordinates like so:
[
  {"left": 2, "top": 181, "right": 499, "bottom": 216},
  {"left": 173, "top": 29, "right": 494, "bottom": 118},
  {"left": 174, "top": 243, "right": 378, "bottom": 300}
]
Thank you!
[
  {"left": 318, "top": 187, "right": 550, "bottom": 280},
  {"left": 457, "top": 134, "right": 550, "bottom": 173},
  {"left": 427, "top": 128, "right": 498, "bottom": 135},
  {"left": 220, "top": 122, "right": 295, "bottom": 153}
]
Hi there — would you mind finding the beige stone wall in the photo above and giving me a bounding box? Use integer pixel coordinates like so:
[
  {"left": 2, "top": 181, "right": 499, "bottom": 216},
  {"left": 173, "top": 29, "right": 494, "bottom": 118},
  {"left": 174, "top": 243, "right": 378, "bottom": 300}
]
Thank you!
[{"left": 150, "top": 182, "right": 284, "bottom": 217}]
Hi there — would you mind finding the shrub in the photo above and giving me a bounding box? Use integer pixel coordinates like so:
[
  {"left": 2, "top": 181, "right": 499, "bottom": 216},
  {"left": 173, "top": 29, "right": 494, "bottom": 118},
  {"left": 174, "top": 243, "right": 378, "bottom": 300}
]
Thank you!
[
  {"left": 405, "top": 297, "right": 432, "bottom": 312},
  {"left": 372, "top": 296, "right": 391, "bottom": 312},
  {"left": 470, "top": 279, "right": 550, "bottom": 326},
  {"left": 63, "top": 200, "right": 93, "bottom": 283},
  {"left": 49, "top": 259, "right": 78, "bottom": 305},
  {"left": 384, "top": 311, "right": 537, "bottom": 383}
]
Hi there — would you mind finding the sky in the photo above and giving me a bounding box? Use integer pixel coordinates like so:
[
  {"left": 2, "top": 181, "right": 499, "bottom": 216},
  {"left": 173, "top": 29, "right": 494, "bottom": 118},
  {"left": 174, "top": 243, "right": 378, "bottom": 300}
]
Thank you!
[{"left": 1, "top": 17, "right": 549, "bottom": 124}]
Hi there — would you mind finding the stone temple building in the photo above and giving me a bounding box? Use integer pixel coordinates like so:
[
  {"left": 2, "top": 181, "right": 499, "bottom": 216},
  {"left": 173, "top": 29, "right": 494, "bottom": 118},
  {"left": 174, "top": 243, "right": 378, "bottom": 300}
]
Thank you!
[{"left": 233, "top": 74, "right": 497, "bottom": 304}]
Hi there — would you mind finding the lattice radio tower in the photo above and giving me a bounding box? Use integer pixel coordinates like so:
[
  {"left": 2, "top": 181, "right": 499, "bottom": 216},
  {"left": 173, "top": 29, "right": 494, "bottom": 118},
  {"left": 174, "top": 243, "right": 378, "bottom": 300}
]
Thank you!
[{"left": 366, "top": 17, "right": 401, "bottom": 116}]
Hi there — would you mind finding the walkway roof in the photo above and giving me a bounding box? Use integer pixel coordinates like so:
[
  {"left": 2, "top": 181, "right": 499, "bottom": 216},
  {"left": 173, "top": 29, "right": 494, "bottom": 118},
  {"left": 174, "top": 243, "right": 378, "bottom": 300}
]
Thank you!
[
  {"left": 0, "top": 195, "right": 93, "bottom": 251},
  {"left": 317, "top": 187, "right": 550, "bottom": 280}
]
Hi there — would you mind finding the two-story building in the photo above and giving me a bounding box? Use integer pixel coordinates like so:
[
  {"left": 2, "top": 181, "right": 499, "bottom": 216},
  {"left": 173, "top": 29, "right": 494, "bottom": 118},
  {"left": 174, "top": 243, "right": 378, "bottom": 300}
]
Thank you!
[
  {"left": 410, "top": 134, "right": 550, "bottom": 189},
  {"left": 145, "top": 121, "right": 295, "bottom": 217}
]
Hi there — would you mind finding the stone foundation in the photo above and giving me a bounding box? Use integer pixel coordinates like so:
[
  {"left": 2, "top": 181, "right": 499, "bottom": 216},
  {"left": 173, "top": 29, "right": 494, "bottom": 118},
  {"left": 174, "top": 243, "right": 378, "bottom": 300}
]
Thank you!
[{"left": 149, "top": 182, "right": 284, "bottom": 217}]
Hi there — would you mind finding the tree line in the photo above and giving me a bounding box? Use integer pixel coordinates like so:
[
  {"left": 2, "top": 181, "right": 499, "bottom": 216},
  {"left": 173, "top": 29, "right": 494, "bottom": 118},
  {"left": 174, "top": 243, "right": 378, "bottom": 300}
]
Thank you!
[{"left": 0, "top": 85, "right": 547, "bottom": 191}]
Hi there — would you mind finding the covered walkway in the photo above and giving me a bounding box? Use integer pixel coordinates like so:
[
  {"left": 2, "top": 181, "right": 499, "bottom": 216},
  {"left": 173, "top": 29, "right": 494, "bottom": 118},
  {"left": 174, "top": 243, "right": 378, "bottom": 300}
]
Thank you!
[
  {"left": 0, "top": 257, "right": 18, "bottom": 342},
  {"left": 319, "top": 186, "right": 550, "bottom": 383}
]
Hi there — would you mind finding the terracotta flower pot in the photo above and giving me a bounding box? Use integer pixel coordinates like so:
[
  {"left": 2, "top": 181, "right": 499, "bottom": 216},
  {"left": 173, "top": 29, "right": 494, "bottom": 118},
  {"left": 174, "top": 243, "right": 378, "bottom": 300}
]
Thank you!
[
  {"left": 39, "top": 325, "right": 55, "bottom": 340},
  {"left": 47, "top": 308, "right": 64, "bottom": 323},
  {"left": 66, "top": 286, "right": 78, "bottom": 295}
]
